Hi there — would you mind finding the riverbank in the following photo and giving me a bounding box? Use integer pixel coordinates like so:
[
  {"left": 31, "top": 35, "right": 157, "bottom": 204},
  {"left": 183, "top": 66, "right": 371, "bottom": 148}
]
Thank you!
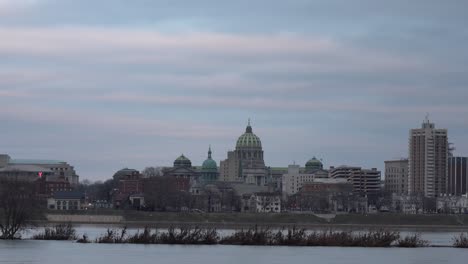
[{"left": 37, "top": 211, "right": 468, "bottom": 231}]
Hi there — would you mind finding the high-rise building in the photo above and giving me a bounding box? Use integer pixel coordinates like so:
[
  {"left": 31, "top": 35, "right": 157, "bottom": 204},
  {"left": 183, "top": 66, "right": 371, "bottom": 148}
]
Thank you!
[
  {"left": 329, "top": 166, "right": 381, "bottom": 195},
  {"left": 219, "top": 121, "right": 268, "bottom": 186},
  {"left": 447, "top": 157, "right": 468, "bottom": 196},
  {"left": 384, "top": 159, "right": 409, "bottom": 195},
  {"left": 408, "top": 118, "right": 448, "bottom": 197}
]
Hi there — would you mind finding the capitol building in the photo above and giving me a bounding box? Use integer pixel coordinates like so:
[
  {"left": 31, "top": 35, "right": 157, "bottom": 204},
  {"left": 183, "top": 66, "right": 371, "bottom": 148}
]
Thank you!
[{"left": 219, "top": 120, "right": 268, "bottom": 186}]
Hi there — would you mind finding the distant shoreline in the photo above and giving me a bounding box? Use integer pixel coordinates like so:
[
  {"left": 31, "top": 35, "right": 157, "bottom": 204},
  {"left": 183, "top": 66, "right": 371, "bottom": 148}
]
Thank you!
[
  {"left": 31, "top": 211, "right": 468, "bottom": 231},
  {"left": 34, "top": 221, "right": 468, "bottom": 232}
]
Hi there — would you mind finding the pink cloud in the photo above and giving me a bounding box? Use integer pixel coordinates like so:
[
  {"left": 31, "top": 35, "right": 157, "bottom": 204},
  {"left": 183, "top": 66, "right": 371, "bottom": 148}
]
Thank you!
[{"left": 0, "top": 26, "right": 432, "bottom": 74}]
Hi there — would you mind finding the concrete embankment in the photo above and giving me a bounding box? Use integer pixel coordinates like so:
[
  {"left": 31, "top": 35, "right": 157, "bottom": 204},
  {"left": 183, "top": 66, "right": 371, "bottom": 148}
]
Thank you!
[
  {"left": 39, "top": 212, "right": 468, "bottom": 231},
  {"left": 46, "top": 214, "right": 124, "bottom": 224}
]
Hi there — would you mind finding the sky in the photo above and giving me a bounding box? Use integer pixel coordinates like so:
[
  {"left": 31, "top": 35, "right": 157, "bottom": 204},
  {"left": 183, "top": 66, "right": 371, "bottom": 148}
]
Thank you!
[{"left": 1, "top": 0, "right": 468, "bottom": 181}]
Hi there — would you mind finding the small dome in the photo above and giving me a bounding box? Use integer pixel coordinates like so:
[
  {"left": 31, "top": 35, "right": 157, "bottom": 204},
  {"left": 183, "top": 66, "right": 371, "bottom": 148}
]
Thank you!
[
  {"left": 305, "top": 157, "right": 323, "bottom": 171},
  {"left": 174, "top": 154, "right": 192, "bottom": 168},
  {"left": 236, "top": 121, "right": 262, "bottom": 148},
  {"left": 202, "top": 146, "right": 217, "bottom": 172}
]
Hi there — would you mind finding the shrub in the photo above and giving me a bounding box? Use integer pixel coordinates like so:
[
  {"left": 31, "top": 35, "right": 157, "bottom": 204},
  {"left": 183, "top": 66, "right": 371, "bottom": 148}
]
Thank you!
[
  {"left": 453, "top": 233, "right": 468, "bottom": 248},
  {"left": 396, "top": 234, "right": 429, "bottom": 247},
  {"left": 77, "top": 234, "right": 90, "bottom": 243},
  {"left": 32, "top": 223, "right": 77, "bottom": 240},
  {"left": 95, "top": 227, "right": 127, "bottom": 243}
]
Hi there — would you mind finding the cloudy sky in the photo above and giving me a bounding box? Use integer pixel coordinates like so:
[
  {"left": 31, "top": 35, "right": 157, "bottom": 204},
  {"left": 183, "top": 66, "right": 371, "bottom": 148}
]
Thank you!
[{"left": 1, "top": 0, "right": 467, "bottom": 180}]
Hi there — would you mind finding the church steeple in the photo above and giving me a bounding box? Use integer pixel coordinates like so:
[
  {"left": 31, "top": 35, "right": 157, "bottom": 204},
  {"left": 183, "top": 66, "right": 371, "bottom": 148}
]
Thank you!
[{"left": 208, "top": 145, "right": 212, "bottom": 159}]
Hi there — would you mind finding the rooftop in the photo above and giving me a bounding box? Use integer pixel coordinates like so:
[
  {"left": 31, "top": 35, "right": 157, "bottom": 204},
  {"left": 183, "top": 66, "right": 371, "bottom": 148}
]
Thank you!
[
  {"left": 0, "top": 164, "right": 53, "bottom": 172},
  {"left": 10, "top": 159, "right": 66, "bottom": 165}
]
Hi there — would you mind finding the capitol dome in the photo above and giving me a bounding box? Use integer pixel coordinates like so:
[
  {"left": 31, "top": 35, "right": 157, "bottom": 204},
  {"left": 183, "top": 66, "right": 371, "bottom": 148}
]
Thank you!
[
  {"left": 305, "top": 157, "right": 323, "bottom": 171},
  {"left": 174, "top": 154, "right": 192, "bottom": 168},
  {"left": 236, "top": 120, "right": 262, "bottom": 149},
  {"left": 202, "top": 146, "right": 217, "bottom": 172}
]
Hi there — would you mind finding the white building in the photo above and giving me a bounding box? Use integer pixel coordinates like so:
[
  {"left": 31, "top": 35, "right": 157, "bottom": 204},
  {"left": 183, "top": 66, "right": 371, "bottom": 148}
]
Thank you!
[
  {"left": 47, "top": 191, "right": 85, "bottom": 210},
  {"left": 250, "top": 192, "right": 281, "bottom": 213},
  {"left": 408, "top": 118, "right": 448, "bottom": 197},
  {"left": 282, "top": 162, "right": 328, "bottom": 197},
  {"left": 436, "top": 196, "right": 468, "bottom": 214}
]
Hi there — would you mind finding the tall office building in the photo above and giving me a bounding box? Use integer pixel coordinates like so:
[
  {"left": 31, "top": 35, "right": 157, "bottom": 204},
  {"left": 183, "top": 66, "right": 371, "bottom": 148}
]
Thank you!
[
  {"left": 408, "top": 118, "right": 448, "bottom": 197},
  {"left": 447, "top": 157, "right": 468, "bottom": 196}
]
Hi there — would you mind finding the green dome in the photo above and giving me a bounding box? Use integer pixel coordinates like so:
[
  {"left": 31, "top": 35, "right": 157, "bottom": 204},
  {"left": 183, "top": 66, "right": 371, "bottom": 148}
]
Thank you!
[
  {"left": 174, "top": 154, "right": 192, "bottom": 168},
  {"left": 305, "top": 157, "right": 323, "bottom": 171},
  {"left": 202, "top": 159, "right": 217, "bottom": 171},
  {"left": 236, "top": 122, "right": 262, "bottom": 148},
  {"left": 202, "top": 146, "right": 217, "bottom": 172}
]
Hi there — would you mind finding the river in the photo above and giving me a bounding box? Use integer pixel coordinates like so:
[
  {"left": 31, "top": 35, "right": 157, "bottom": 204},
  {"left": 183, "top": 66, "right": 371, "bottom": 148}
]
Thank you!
[{"left": 1, "top": 226, "right": 467, "bottom": 264}]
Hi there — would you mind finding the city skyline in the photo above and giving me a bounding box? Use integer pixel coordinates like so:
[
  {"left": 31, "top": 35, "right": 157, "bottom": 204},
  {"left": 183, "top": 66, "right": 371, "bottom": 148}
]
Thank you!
[{"left": 1, "top": 1, "right": 468, "bottom": 180}]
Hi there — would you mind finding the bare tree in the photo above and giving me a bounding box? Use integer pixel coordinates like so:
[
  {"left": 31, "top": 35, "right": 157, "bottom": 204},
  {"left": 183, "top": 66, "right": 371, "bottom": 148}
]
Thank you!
[
  {"left": 142, "top": 167, "right": 163, "bottom": 178},
  {"left": 143, "top": 176, "right": 182, "bottom": 211},
  {"left": 0, "top": 178, "right": 40, "bottom": 239}
]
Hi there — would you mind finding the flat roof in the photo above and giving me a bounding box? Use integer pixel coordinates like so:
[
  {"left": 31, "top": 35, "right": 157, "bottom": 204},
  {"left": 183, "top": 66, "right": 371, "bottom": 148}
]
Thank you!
[{"left": 10, "top": 159, "right": 66, "bottom": 165}]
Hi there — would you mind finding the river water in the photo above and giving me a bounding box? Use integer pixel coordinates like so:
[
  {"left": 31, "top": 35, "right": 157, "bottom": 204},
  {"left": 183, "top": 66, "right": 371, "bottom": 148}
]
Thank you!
[{"left": 1, "top": 226, "right": 467, "bottom": 264}]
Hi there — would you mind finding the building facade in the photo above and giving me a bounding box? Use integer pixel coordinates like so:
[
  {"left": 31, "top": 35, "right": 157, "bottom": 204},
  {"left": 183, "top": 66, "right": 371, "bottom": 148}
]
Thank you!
[
  {"left": 47, "top": 191, "right": 85, "bottom": 210},
  {"left": 408, "top": 118, "right": 448, "bottom": 197},
  {"left": 329, "top": 166, "right": 381, "bottom": 196},
  {"left": 384, "top": 159, "right": 409, "bottom": 195},
  {"left": 162, "top": 155, "right": 199, "bottom": 188},
  {"left": 0, "top": 154, "right": 79, "bottom": 186},
  {"left": 219, "top": 121, "right": 268, "bottom": 186},
  {"left": 447, "top": 157, "right": 468, "bottom": 196},
  {"left": 281, "top": 160, "right": 329, "bottom": 197},
  {"left": 241, "top": 192, "right": 281, "bottom": 213}
]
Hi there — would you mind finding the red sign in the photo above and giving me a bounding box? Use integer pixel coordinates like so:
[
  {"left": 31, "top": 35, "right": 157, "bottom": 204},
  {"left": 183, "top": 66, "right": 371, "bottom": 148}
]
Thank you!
[{"left": 38, "top": 172, "right": 43, "bottom": 178}]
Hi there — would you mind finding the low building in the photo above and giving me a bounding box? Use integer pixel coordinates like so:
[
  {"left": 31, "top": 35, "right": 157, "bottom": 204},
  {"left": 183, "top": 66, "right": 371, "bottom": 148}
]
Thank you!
[
  {"left": 242, "top": 192, "right": 281, "bottom": 213},
  {"left": 437, "top": 196, "right": 468, "bottom": 214},
  {"left": 112, "top": 168, "right": 143, "bottom": 208},
  {"left": 129, "top": 193, "right": 145, "bottom": 209},
  {"left": 286, "top": 178, "right": 355, "bottom": 213},
  {"left": 391, "top": 194, "right": 422, "bottom": 214},
  {"left": 47, "top": 191, "right": 85, "bottom": 210}
]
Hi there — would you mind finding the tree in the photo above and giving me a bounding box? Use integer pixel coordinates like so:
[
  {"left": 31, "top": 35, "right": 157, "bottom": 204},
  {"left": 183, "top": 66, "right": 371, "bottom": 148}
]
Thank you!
[
  {"left": 142, "top": 167, "right": 163, "bottom": 178},
  {"left": 0, "top": 178, "right": 40, "bottom": 239},
  {"left": 143, "top": 177, "right": 181, "bottom": 211}
]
